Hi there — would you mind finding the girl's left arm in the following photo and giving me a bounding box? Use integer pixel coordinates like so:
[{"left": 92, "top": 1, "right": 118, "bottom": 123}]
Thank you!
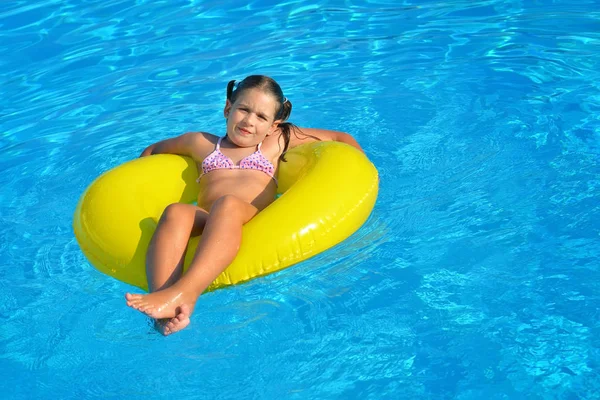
[{"left": 288, "top": 127, "right": 364, "bottom": 153}]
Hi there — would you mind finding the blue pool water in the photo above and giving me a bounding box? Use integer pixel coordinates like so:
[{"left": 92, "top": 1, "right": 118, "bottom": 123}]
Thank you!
[{"left": 1, "top": 0, "right": 600, "bottom": 398}]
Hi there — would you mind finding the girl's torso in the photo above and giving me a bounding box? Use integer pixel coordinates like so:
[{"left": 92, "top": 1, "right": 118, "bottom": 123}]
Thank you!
[{"left": 192, "top": 133, "right": 284, "bottom": 211}]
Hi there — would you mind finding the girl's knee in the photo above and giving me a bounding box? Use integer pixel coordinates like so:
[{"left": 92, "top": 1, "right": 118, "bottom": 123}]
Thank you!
[
  {"left": 212, "top": 195, "right": 242, "bottom": 212},
  {"left": 161, "top": 203, "right": 189, "bottom": 222},
  {"left": 211, "top": 195, "right": 258, "bottom": 222}
]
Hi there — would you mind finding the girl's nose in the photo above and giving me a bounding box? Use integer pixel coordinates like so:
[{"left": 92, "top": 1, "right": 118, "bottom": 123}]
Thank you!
[{"left": 243, "top": 113, "right": 256, "bottom": 125}]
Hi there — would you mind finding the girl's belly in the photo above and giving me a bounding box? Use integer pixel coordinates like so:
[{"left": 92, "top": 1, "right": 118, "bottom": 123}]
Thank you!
[{"left": 197, "top": 169, "right": 277, "bottom": 211}]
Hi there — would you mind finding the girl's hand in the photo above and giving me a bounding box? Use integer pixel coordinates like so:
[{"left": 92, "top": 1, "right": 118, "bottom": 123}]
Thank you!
[{"left": 139, "top": 144, "right": 156, "bottom": 157}]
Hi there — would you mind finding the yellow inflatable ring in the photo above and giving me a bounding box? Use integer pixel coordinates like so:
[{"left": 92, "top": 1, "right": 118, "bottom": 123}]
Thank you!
[{"left": 73, "top": 141, "right": 379, "bottom": 291}]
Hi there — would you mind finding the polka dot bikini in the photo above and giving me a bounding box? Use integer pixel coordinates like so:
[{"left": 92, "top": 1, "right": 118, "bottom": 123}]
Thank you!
[{"left": 198, "top": 136, "right": 277, "bottom": 185}]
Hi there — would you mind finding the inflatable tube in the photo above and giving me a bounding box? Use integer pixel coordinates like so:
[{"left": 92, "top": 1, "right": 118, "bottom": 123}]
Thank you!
[{"left": 73, "top": 141, "right": 379, "bottom": 291}]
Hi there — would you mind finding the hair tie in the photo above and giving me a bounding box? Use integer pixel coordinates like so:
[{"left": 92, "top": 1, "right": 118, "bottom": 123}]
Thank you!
[{"left": 283, "top": 97, "right": 288, "bottom": 104}]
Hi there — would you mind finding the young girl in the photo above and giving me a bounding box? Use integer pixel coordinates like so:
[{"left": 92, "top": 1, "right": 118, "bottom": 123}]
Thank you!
[{"left": 125, "top": 75, "right": 364, "bottom": 335}]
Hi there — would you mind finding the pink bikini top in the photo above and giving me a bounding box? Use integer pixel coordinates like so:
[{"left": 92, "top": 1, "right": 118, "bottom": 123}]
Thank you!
[{"left": 197, "top": 137, "right": 277, "bottom": 184}]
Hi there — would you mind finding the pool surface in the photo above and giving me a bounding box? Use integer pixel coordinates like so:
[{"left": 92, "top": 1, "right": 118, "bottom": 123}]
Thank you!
[{"left": 1, "top": 0, "right": 599, "bottom": 399}]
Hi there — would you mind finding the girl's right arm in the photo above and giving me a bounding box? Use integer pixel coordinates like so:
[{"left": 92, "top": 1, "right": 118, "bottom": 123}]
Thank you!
[{"left": 139, "top": 132, "right": 208, "bottom": 158}]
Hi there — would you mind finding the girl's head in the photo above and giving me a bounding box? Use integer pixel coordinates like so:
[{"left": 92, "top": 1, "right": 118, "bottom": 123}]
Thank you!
[
  {"left": 226, "top": 75, "right": 291, "bottom": 122},
  {"left": 224, "top": 75, "right": 294, "bottom": 160}
]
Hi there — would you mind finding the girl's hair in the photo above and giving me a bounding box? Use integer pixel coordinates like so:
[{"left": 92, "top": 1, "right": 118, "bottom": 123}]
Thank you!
[{"left": 226, "top": 75, "right": 296, "bottom": 161}]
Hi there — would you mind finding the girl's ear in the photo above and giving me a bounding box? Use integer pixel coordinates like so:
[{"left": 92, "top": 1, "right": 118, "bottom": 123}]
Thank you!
[
  {"left": 267, "top": 120, "right": 281, "bottom": 136},
  {"left": 224, "top": 99, "right": 232, "bottom": 118}
]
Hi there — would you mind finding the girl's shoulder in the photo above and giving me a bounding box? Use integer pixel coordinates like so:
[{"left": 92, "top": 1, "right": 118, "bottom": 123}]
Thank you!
[
  {"left": 179, "top": 131, "right": 221, "bottom": 159},
  {"left": 263, "top": 126, "right": 309, "bottom": 155},
  {"left": 187, "top": 131, "right": 227, "bottom": 147},
  {"left": 186, "top": 131, "right": 219, "bottom": 143}
]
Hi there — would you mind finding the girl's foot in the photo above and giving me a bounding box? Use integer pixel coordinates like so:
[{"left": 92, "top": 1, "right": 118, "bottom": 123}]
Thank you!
[
  {"left": 125, "top": 286, "right": 197, "bottom": 320},
  {"left": 156, "top": 304, "right": 191, "bottom": 336}
]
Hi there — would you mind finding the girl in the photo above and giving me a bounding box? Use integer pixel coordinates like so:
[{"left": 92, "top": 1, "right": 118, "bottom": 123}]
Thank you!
[{"left": 125, "top": 75, "right": 364, "bottom": 335}]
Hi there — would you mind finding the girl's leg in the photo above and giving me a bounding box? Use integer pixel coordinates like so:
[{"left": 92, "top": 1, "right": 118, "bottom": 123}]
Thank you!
[
  {"left": 146, "top": 203, "right": 208, "bottom": 292},
  {"left": 133, "top": 203, "right": 208, "bottom": 335},
  {"left": 125, "top": 195, "right": 258, "bottom": 322}
]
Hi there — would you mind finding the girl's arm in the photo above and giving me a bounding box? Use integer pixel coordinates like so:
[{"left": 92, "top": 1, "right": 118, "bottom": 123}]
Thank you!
[
  {"left": 287, "top": 127, "right": 364, "bottom": 153},
  {"left": 139, "top": 132, "right": 208, "bottom": 158}
]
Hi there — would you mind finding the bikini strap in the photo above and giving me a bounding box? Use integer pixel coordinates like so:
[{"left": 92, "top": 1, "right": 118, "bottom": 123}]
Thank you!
[
  {"left": 216, "top": 136, "right": 223, "bottom": 150},
  {"left": 257, "top": 141, "right": 263, "bottom": 151}
]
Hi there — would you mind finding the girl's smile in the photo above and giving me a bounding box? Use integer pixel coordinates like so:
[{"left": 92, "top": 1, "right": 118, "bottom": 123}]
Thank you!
[{"left": 238, "top": 127, "right": 252, "bottom": 136}]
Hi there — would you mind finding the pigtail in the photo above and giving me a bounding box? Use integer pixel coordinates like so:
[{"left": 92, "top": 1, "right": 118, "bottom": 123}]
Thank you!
[
  {"left": 278, "top": 98, "right": 292, "bottom": 121},
  {"left": 226, "top": 80, "right": 236, "bottom": 101},
  {"left": 277, "top": 100, "right": 294, "bottom": 162},
  {"left": 277, "top": 123, "right": 291, "bottom": 162}
]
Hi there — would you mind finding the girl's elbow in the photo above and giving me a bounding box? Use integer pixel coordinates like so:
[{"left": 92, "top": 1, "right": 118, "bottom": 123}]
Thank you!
[
  {"left": 337, "top": 132, "right": 364, "bottom": 153},
  {"left": 334, "top": 131, "right": 351, "bottom": 143}
]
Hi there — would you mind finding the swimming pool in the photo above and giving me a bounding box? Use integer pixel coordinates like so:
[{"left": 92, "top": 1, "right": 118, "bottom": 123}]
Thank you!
[{"left": 1, "top": 0, "right": 599, "bottom": 398}]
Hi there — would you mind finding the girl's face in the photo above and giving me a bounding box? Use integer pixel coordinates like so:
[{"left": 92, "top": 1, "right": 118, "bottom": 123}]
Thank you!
[{"left": 224, "top": 88, "right": 280, "bottom": 147}]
